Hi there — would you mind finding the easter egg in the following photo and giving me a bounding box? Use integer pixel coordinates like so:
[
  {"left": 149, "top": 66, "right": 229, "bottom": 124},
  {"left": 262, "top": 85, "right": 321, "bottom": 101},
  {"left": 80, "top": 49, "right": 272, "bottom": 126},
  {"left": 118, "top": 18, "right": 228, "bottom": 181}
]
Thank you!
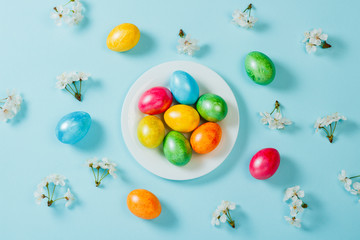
[
  {"left": 106, "top": 23, "right": 140, "bottom": 52},
  {"left": 163, "top": 131, "right": 192, "bottom": 166},
  {"left": 137, "top": 116, "right": 165, "bottom": 148},
  {"left": 196, "top": 93, "right": 228, "bottom": 122},
  {"left": 127, "top": 189, "right": 161, "bottom": 219},
  {"left": 190, "top": 122, "right": 222, "bottom": 154},
  {"left": 55, "top": 111, "right": 91, "bottom": 144},
  {"left": 164, "top": 105, "right": 200, "bottom": 132},
  {"left": 138, "top": 87, "right": 173, "bottom": 115},
  {"left": 249, "top": 148, "right": 280, "bottom": 180},
  {"left": 245, "top": 51, "right": 276, "bottom": 85},
  {"left": 170, "top": 70, "right": 199, "bottom": 105}
]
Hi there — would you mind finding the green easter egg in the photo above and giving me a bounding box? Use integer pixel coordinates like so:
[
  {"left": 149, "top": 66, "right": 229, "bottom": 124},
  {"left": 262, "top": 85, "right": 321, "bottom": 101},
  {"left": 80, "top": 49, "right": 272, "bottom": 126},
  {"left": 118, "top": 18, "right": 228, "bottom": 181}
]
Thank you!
[
  {"left": 245, "top": 51, "right": 276, "bottom": 85},
  {"left": 196, "top": 93, "right": 228, "bottom": 122},
  {"left": 163, "top": 131, "right": 192, "bottom": 166}
]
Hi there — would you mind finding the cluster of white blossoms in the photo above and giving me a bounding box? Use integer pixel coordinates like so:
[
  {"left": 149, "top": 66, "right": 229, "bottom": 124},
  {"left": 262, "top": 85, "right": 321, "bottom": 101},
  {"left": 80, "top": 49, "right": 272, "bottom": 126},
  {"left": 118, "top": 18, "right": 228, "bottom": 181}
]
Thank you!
[
  {"left": 232, "top": 4, "right": 257, "bottom": 29},
  {"left": 338, "top": 170, "right": 360, "bottom": 202},
  {"left": 50, "top": 0, "right": 84, "bottom": 26},
  {"left": 0, "top": 90, "right": 22, "bottom": 122},
  {"left": 56, "top": 71, "right": 90, "bottom": 101},
  {"left": 177, "top": 29, "right": 200, "bottom": 57},
  {"left": 260, "top": 100, "right": 292, "bottom": 130},
  {"left": 34, "top": 174, "right": 74, "bottom": 207},
  {"left": 314, "top": 113, "right": 346, "bottom": 143},
  {"left": 283, "top": 186, "right": 308, "bottom": 228},
  {"left": 303, "top": 28, "right": 331, "bottom": 54},
  {"left": 87, "top": 157, "right": 117, "bottom": 187},
  {"left": 211, "top": 200, "right": 236, "bottom": 228}
]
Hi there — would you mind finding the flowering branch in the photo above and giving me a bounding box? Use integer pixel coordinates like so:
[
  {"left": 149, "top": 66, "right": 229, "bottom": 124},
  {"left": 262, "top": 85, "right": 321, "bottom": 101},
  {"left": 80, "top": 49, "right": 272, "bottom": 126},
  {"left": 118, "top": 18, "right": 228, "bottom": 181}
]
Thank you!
[
  {"left": 56, "top": 71, "right": 91, "bottom": 101},
  {"left": 211, "top": 201, "right": 237, "bottom": 228},
  {"left": 303, "top": 28, "right": 331, "bottom": 54},
  {"left": 314, "top": 113, "right": 346, "bottom": 143},
  {"left": 87, "top": 157, "right": 117, "bottom": 187},
  {"left": 232, "top": 3, "right": 257, "bottom": 29},
  {"left": 51, "top": 0, "right": 84, "bottom": 26},
  {"left": 260, "top": 100, "right": 292, "bottom": 130},
  {"left": 283, "top": 186, "right": 308, "bottom": 228},
  {"left": 338, "top": 170, "right": 360, "bottom": 202},
  {"left": 34, "top": 174, "right": 74, "bottom": 207},
  {"left": 176, "top": 29, "right": 200, "bottom": 56}
]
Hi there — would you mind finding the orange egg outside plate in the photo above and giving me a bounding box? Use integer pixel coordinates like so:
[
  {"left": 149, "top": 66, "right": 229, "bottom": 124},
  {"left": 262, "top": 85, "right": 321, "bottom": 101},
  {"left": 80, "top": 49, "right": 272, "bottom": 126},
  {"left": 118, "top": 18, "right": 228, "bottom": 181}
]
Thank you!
[
  {"left": 127, "top": 189, "right": 161, "bottom": 219},
  {"left": 190, "top": 122, "right": 222, "bottom": 154}
]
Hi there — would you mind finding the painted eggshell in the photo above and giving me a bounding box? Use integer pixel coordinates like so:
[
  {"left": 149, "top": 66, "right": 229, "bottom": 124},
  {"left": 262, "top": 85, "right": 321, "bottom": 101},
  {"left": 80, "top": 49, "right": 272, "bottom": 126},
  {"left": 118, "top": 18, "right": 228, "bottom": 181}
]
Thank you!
[
  {"left": 196, "top": 93, "right": 228, "bottom": 122},
  {"left": 245, "top": 51, "right": 276, "bottom": 85},
  {"left": 55, "top": 111, "right": 91, "bottom": 144},
  {"left": 106, "top": 23, "right": 140, "bottom": 52},
  {"left": 164, "top": 105, "right": 200, "bottom": 132},
  {"left": 127, "top": 189, "right": 161, "bottom": 219},
  {"left": 170, "top": 70, "right": 199, "bottom": 105},
  {"left": 249, "top": 148, "right": 280, "bottom": 180},
  {"left": 163, "top": 131, "right": 192, "bottom": 166},
  {"left": 190, "top": 122, "right": 222, "bottom": 154},
  {"left": 138, "top": 87, "right": 173, "bottom": 115},
  {"left": 137, "top": 116, "right": 165, "bottom": 148}
]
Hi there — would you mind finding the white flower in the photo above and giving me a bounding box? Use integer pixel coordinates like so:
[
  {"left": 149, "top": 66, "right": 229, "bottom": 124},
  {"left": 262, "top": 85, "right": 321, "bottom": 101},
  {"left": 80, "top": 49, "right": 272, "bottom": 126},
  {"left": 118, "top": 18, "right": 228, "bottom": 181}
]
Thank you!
[
  {"left": 100, "top": 157, "right": 117, "bottom": 178},
  {"left": 47, "top": 174, "right": 66, "bottom": 186},
  {"left": 77, "top": 72, "right": 90, "bottom": 81},
  {"left": 284, "top": 216, "right": 301, "bottom": 228},
  {"left": 0, "top": 104, "right": 15, "bottom": 122},
  {"left": 34, "top": 188, "right": 45, "bottom": 205},
  {"left": 306, "top": 42, "right": 317, "bottom": 53},
  {"left": 50, "top": 5, "right": 71, "bottom": 26},
  {"left": 6, "top": 90, "right": 22, "bottom": 114},
  {"left": 232, "top": 9, "right": 248, "bottom": 26},
  {"left": 269, "top": 112, "right": 292, "bottom": 130},
  {"left": 87, "top": 157, "right": 98, "bottom": 167},
  {"left": 177, "top": 34, "right": 200, "bottom": 56},
  {"left": 260, "top": 112, "right": 273, "bottom": 125},
  {"left": 338, "top": 170, "right": 352, "bottom": 191},
  {"left": 72, "top": 0, "right": 83, "bottom": 13},
  {"left": 239, "top": 16, "right": 257, "bottom": 28},
  {"left": 290, "top": 199, "right": 304, "bottom": 217},
  {"left": 309, "top": 28, "right": 328, "bottom": 46},
  {"left": 218, "top": 200, "right": 236, "bottom": 212},
  {"left": 327, "top": 113, "right": 346, "bottom": 125},
  {"left": 56, "top": 72, "right": 73, "bottom": 89},
  {"left": 350, "top": 182, "right": 360, "bottom": 196},
  {"left": 314, "top": 117, "right": 326, "bottom": 132},
  {"left": 64, "top": 188, "right": 75, "bottom": 207},
  {"left": 69, "top": 12, "right": 84, "bottom": 25},
  {"left": 211, "top": 209, "right": 221, "bottom": 226},
  {"left": 284, "top": 186, "right": 305, "bottom": 202}
]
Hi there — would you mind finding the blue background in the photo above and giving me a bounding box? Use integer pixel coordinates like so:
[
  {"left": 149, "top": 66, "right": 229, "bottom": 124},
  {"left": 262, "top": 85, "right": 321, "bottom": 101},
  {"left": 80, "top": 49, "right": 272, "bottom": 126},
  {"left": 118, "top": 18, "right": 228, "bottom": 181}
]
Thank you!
[{"left": 1, "top": 0, "right": 359, "bottom": 239}]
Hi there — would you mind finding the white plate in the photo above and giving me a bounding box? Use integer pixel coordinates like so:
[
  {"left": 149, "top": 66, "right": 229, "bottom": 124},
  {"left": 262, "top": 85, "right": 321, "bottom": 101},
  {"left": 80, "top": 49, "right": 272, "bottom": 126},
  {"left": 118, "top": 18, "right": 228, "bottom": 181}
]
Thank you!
[{"left": 121, "top": 61, "right": 239, "bottom": 180}]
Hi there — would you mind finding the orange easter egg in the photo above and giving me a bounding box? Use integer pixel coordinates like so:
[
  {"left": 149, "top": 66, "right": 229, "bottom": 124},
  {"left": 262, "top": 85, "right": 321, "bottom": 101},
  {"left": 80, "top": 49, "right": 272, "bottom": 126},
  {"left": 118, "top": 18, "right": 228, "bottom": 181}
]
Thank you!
[{"left": 127, "top": 189, "right": 161, "bottom": 219}]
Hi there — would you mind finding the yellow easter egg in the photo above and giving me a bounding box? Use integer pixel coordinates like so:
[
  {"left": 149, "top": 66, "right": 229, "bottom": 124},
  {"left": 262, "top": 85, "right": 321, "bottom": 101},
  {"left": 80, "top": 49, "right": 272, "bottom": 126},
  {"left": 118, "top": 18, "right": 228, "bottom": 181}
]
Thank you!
[
  {"left": 137, "top": 116, "right": 165, "bottom": 148},
  {"left": 106, "top": 23, "right": 140, "bottom": 52},
  {"left": 164, "top": 105, "right": 200, "bottom": 132}
]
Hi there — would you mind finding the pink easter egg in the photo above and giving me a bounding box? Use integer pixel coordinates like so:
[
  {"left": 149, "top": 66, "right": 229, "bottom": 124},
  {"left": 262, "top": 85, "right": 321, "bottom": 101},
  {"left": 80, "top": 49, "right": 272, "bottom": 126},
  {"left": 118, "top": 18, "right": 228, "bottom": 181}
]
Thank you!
[{"left": 138, "top": 87, "right": 173, "bottom": 115}]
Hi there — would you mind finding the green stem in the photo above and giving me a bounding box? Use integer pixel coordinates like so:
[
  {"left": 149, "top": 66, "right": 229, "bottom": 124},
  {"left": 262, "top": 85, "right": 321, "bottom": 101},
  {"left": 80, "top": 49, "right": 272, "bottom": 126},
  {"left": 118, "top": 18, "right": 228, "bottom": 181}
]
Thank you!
[
  {"left": 320, "top": 127, "right": 330, "bottom": 136},
  {"left": 91, "top": 167, "right": 97, "bottom": 182},
  {"left": 53, "top": 197, "right": 65, "bottom": 202},
  {"left": 99, "top": 171, "right": 110, "bottom": 182},
  {"left": 79, "top": 80, "right": 82, "bottom": 94},
  {"left": 329, "top": 124, "right": 333, "bottom": 136},
  {"left": 46, "top": 185, "right": 50, "bottom": 199},
  {"left": 67, "top": 84, "right": 76, "bottom": 94},
  {"left": 332, "top": 121, "right": 338, "bottom": 134},
  {"left": 51, "top": 185, "right": 56, "bottom": 201},
  {"left": 72, "top": 82, "right": 79, "bottom": 94},
  {"left": 65, "top": 86, "right": 76, "bottom": 97},
  {"left": 350, "top": 175, "right": 360, "bottom": 179}
]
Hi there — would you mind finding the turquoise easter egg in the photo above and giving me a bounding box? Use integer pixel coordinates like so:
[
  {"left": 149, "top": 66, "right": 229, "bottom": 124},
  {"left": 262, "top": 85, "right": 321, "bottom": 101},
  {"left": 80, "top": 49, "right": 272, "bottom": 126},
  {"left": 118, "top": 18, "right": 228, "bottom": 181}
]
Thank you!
[
  {"left": 170, "top": 70, "right": 199, "bottom": 105},
  {"left": 163, "top": 131, "right": 192, "bottom": 166},
  {"left": 196, "top": 93, "right": 228, "bottom": 122},
  {"left": 245, "top": 51, "right": 276, "bottom": 85},
  {"left": 55, "top": 111, "right": 91, "bottom": 144}
]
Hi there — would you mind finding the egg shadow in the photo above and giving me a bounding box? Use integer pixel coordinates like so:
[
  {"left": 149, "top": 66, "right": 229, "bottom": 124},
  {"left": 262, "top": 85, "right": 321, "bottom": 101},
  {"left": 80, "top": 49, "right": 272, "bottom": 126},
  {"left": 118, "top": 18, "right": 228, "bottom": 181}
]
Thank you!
[
  {"left": 74, "top": 120, "right": 104, "bottom": 151},
  {"left": 148, "top": 200, "right": 178, "bottom": 229},
  {"left": 267, "top": 156, "right": 301, "bottom": 187},
  {"left": 268, "top": 61, "right": 297, "bottom": 91},
  {"left": 122, "top": 32, "right": 156, "bottom": 56}
]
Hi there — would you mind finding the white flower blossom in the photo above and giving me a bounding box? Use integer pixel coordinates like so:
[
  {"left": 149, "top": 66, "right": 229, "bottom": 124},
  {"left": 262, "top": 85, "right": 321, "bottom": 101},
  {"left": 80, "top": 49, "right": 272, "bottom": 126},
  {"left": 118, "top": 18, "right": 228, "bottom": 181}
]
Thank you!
[
  {"left": 290, "top": 199, "right": 304, "bottom": 217},
  {"left": 34, "top": 188, "right": 45, "bottom": 205},
  {"left": 50, "top": 5, "right": 71, "bottom": 26},
  {"left": 306, "top": 42, "right": 317, "bottom": 53},
  {"left": 284, "top": 216, "right": 301, "bottom": 228},
  {"left": 284, "top": 186, "right": 305, "bottom": 202},
  {"left": 47, "top": 174, "right": 66, "bottom": 186},
  {"left": 260, "top": 112, "right": 273, "bottom": 125},
  {"left": 64, "top": 188, "right": 75, "bottom": 207},
  {"left": 56, "top": 72, "right": 73, "bottom": 89},
  {"left": 77, "top": 72, "right": 91, "bottom": 81},
  {"left": 177, "top": 34, "right": 200, "bottom": 56},
  {"left": 232, "top": 9, "right": 257, "bottom": 29},
  {"left": 303, "top": 31, "right": 311, "bottom": 43},
  {"left": 269, "top": 112, "right": 292, "bottom": 130},
  {"left": 211, "top": 200, "right": 236, "bottom": 228},
  {"left": 211, "top": 209, "right": 221, "bottom": 226},
  {"left": 0, "top": 90, "right": 22, "bottom": 122},
  {"left": 350, "top": 182, "right": 360, "bottom": 196},
  {"left": 338, "top": 170, "right": 352, "bottom": 191},
  {"left": 309, "top": 28, "right": 328, "bottom": 46}
]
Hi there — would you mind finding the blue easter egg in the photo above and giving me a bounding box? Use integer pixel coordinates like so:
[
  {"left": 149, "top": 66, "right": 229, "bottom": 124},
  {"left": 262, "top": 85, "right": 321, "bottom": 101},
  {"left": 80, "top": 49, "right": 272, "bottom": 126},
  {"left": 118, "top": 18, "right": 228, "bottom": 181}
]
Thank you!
[
  {"left": 170, "top": 70, "right": 199, "bottom": 105},
  {"left": 55, "top": 111, "right": 92, "bottom": 144}
]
